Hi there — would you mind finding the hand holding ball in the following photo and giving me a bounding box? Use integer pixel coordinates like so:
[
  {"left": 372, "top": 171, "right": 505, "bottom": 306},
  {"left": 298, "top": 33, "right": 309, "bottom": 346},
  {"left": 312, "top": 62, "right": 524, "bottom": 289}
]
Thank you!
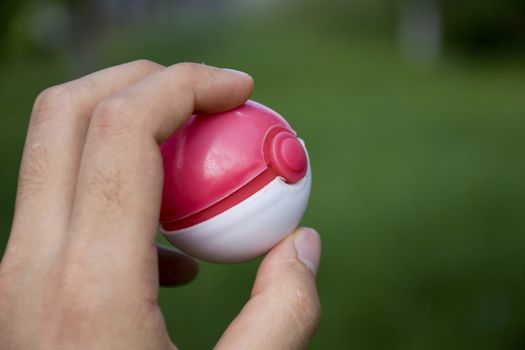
[{"left": 159, "top": 101, "right": 311, "bottom": 263}]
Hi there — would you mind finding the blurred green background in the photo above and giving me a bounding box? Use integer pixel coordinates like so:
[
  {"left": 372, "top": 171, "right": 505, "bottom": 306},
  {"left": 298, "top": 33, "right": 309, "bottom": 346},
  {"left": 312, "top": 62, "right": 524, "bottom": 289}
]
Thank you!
[{"left": 1, "top": 0, "right": 525, "bottom": 349}]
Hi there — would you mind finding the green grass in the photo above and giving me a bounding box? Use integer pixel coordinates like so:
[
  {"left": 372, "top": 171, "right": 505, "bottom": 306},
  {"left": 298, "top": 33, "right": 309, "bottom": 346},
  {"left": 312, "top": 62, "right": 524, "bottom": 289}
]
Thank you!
[{"left": 1, "top": 11, "right": 525, "bottom": 349}]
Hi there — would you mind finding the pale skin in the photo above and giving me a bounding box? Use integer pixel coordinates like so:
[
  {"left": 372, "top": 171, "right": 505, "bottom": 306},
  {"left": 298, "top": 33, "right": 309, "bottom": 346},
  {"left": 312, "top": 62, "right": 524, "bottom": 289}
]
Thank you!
[{"left": 0, "top": 61, "right": 322, "bottom": 349}]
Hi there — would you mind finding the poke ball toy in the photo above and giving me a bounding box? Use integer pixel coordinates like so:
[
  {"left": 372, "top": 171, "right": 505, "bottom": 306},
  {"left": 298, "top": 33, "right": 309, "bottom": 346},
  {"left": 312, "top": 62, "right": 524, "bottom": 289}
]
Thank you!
[{"left": 159, "top": 100, "right": 311, "bottom": 263}]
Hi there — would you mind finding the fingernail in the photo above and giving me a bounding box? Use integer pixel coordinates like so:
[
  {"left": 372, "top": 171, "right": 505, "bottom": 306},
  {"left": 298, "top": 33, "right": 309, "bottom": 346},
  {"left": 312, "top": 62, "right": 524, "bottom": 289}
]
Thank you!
[
  {"left": 294, "top": 227, "right": 321, "bottom": 275},
  {"left": 222, "top": 68, "right": 251, "bottom": 78}
]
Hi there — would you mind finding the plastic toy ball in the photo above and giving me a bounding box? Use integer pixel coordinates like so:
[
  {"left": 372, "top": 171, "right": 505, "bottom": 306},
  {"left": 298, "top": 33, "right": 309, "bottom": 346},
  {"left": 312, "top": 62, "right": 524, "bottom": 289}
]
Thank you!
[{"left": 159, "top": 100, "right": 311, "bottom": 263}]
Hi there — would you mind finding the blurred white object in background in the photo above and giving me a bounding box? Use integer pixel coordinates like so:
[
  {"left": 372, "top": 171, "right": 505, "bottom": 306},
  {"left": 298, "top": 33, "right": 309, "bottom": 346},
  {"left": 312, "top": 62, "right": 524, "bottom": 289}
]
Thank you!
[{"left": 398, "top": 0, "right": 442, "bottom": 68}]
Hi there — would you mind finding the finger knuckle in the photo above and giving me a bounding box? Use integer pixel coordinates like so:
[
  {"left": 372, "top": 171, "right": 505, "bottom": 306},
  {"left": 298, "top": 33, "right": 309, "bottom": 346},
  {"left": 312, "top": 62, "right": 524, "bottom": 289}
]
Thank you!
[
  {"left": 32, "top": 85, "right": 74, "bottom": 126},
  {"left": 91, "top": 96, "right": 136, "bottom": 138},
  {"left": 132, "top": 58, "right": 163, "bottom": 72},
  {"left": 171, "top": 62, "right": 203, "bottom": 77},
  {"left": 89, "top": 165, "right": 123, "bottom": 212}
]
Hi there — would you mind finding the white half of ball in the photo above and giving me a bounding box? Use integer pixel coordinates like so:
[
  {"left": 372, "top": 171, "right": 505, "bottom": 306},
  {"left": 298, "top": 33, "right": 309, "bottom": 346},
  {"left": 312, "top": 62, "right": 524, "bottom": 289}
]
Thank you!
[{"left": 160, "top": 164, "right": 312, "bottom": 263}]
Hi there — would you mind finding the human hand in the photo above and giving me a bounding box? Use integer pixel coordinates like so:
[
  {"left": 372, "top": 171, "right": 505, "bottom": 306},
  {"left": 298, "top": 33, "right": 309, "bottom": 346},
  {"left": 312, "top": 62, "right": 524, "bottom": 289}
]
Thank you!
[{"left": 0, "top": 61, "right": 321, "bottom": 349}]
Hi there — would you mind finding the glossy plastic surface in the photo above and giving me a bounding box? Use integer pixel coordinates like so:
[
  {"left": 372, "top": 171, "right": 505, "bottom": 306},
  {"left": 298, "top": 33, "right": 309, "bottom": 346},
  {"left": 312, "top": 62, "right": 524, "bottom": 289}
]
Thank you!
[
  {"left": 161, "top": 162, "right": 312, "bottom": 263},
  {"left": 160, "top": 100, "right": 305, "bottom": 226}
]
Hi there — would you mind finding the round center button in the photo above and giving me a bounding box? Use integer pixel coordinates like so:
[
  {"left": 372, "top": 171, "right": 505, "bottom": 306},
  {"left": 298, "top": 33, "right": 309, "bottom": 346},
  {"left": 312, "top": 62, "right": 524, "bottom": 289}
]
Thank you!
[
  {"left": 281, "top": 137, "right": 307, "bottom": 172},
  {"left": 269, "top": 131, "right": 308, "bottom": 183}
]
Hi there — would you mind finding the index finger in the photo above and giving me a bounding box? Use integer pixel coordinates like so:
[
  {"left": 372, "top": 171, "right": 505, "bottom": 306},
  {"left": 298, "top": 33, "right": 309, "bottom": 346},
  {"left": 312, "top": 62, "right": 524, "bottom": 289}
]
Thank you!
[
  {"left": 68, "top": 64, "right": 253, "bottom": 264},
  {"left": 9, "top": 60, "right": 163, "bottom": 256}
]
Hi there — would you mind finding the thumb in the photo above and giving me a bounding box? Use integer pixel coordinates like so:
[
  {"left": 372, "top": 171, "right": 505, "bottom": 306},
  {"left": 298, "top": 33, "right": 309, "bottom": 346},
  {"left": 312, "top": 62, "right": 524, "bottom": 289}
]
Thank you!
[{"left": 216, "top": 227, "right": 322, "bottom": 350}]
